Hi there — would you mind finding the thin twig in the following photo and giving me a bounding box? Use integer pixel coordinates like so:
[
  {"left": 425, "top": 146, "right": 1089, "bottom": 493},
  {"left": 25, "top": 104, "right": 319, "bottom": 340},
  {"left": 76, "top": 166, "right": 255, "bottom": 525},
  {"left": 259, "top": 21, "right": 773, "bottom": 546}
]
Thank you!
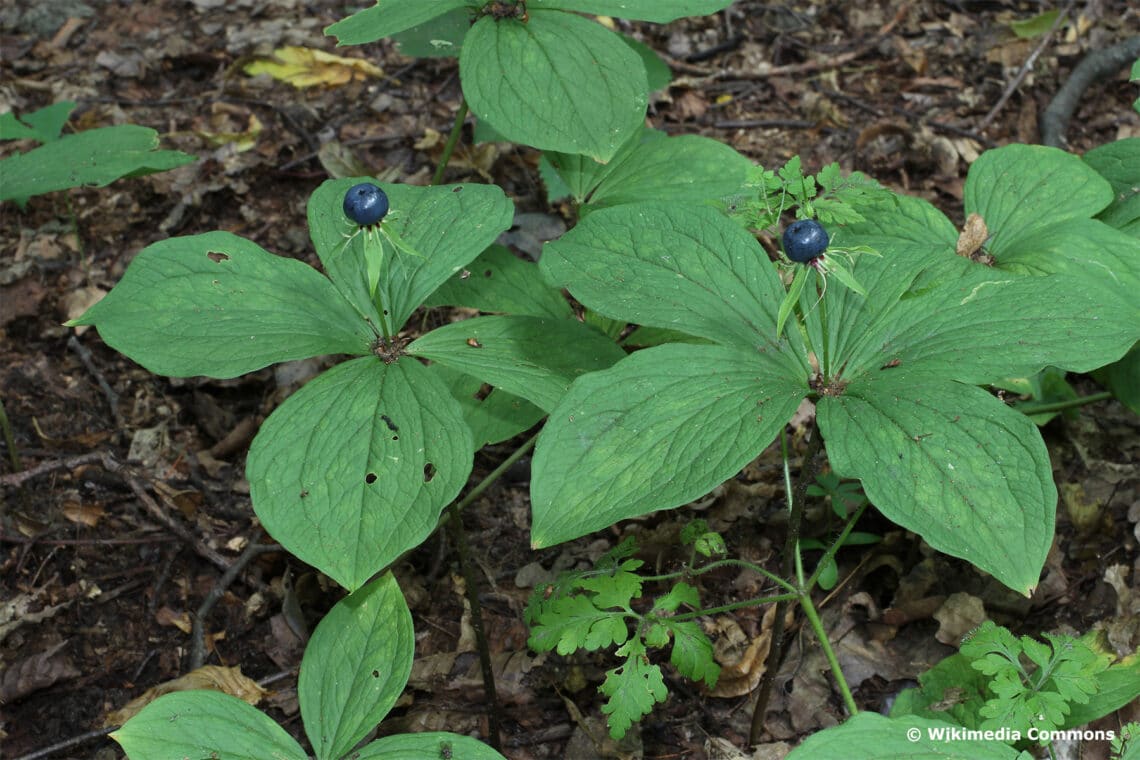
[
  {"left": 10, "top": 726, "right": 116, "bottom": 760},
  {"left": 977, "top": 0, "right": 1076, "bottom": 133},
  {"left": 189, "top": 535, "right": 273, "bottom": 670},
  {"left": 67, "top": 335, "right": 123, "bottom": 431}
]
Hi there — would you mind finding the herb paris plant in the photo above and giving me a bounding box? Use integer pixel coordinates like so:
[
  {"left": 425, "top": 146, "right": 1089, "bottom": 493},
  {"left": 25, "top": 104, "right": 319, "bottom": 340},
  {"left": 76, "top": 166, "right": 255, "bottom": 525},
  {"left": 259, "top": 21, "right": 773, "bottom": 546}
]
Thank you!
[
  {"left": 523, "top": 144, "right": 1140, "bottom": 595},
  {"left": 326, "top": 0, "right": 734, "bottom": 161}
]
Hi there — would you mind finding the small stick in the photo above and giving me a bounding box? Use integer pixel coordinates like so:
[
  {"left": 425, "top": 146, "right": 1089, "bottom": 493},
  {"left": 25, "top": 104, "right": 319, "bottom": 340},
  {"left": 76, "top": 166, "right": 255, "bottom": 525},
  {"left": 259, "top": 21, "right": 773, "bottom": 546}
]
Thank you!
[{"left": 977, "top": 0, "right": 1076, "bottom": 133}]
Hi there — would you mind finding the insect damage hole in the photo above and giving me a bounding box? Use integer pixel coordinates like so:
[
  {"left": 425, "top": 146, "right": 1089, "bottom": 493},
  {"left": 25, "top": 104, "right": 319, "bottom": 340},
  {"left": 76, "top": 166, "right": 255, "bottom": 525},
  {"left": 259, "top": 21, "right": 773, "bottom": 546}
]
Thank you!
[
  {"left": 206, "top": 251, "right": 230, "bottom": 263},
  {"left": 423, "top": 463, "right": 436, "bottom": 483},
  {"left": 365, "top": 472, "right": 378, "bottom": 484}
]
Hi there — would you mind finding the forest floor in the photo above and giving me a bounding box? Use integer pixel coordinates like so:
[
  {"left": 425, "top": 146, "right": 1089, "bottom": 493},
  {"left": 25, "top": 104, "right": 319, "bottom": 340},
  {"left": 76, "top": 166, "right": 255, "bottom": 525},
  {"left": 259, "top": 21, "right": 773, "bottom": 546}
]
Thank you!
[{"left": 2, "top": 1, "right": 1139, "bottom": 758}]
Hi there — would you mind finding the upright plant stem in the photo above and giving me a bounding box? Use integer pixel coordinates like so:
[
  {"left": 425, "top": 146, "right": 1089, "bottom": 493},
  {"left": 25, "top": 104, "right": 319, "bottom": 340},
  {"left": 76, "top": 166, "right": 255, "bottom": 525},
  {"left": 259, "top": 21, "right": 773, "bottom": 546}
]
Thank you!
[
  {"left": 432, "top": 97, "right": 470, "bottom": 186},
  {"left": 0, "top": 396, "right": 20, "bottom": 472},
  {"left": 748, "top": 418, "right": 825, "bottom": 745},
  {"left": 447, "top": 501, "right": 502, "bottom": 750}
]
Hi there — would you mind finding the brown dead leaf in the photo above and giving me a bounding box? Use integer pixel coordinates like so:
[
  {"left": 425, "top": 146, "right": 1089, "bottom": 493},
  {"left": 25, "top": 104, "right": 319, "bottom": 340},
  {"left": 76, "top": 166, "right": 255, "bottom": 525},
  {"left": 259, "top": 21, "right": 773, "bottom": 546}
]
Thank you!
[
  {"left": 0, "top": 642, "right": 79, "bottom": 703},
  {"left": 61, "top": 496, "right": 106, "bottom": 527},
  {"left": 155, "top": 606, "right": 192, "bottom": 633},
  {"left": 955, "top": 212, "right": 991, "bottom": 261},
  {"left": 105, "top": 665, "right": 267, "bottom": 726},
  {"left": 708, "top": 606, "right": 791, "bottom": 698},
  {"left": 933, "top": 592, "right": 986, "bottom": 646},
  {"left": 0, "top": 276, "right": 46, "bottom": 328},
  {"left": 674, "top": 89, "right": 709, "bottom": 121}
]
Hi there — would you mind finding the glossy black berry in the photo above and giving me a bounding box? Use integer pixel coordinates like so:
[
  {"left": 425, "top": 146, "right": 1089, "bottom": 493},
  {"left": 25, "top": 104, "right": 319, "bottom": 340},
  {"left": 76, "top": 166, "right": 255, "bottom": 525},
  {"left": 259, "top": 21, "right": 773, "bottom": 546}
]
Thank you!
[
  {"left": 343, "top": 183, "right": 389, "bottom": 226},
  {"left": 782, "top": 219, "right": 830, "bottom": 263}
]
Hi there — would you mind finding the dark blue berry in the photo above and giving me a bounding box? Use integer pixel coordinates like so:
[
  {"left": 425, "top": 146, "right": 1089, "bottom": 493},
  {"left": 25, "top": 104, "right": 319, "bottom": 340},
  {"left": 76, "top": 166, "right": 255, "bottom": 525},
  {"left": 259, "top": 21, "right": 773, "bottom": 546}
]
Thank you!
[
  {"left": 343, "top": 183, "right": 389, "bottom": 226},
  {"left": 782, "top": 219, "right": 829, "bottom": 263}
]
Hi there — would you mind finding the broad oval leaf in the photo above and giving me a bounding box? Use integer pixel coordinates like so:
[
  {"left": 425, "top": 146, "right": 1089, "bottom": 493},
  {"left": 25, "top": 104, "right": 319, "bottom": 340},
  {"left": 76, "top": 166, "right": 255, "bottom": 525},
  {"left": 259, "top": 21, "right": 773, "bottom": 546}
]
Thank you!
[
  {"left": 424, "top": 244, "right": 572, "bottom": 319},
  {"left": 69, "top": 231, "right": 374, "bottom": 378},
  {"left": 0, "top": 125, "right": 195, "bottom": 203},
  {"left": 818, "top": 374, "right": 1055, "bottom": 595},
  {"left": 432, "top": 363, "right": 546, "bottom": 449},
  {"left": 531, "top": 343, "right": 808, "bottom": 547},
  {"left": 964, "top": 144, "right": 1113, "bottom": 256},
  {"left": 111, "top": 690, "right": 306, "bottom": 760},
  {"left": 460, "top": 11, "right": 647, "bottom": 162},
  {"left": 541, "top": 202, "right": 809, "bottom": 368},
  {"left": 300, "top": 574, "right": 414, "bottom": 760},
  {"left": 528, "top": 0, "right": 734, "bottom": 23},
  {"left": 408, "top": 314, "right": 627, "bottom": 412},
  {"left": 353, "top": 732, "right": 507, "bottom": 760},
  {"left": 325, "top": 0, "right": 474, "bottom": 45},
  {"left": 247, "top": 357, "right": 472, "bottom": 591},
  {"left": 308, "top": 179, "right": 515, "bottom": 331}
]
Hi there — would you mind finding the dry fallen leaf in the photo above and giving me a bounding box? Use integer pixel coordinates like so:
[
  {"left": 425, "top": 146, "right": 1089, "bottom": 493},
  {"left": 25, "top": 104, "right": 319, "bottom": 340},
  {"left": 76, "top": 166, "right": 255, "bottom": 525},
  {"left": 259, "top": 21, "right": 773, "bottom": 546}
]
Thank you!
[
  {"left": 105, "top": 665, "right": 267, "bottom": 726},
  {"left": 244, "top": 46, "right": 383, "bottom": 89}
]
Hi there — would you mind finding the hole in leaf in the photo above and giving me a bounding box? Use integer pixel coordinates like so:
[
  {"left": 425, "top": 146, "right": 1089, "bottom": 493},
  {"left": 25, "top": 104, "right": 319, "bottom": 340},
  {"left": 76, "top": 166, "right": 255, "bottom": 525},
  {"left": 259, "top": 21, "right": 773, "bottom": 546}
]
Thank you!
[
  {"left": 206, "top": 251, "right": 229, "bottom": 263},
  {"left": 472, "top": 383, "right": 492, "bottom": 402},
  {"left": 365, "top": 472, "right": 377, "bottom": 484},
  {"left": 483, "top": 269, "right": 493, "bottom": 277},
  {"left": 380, "top": 414, "right": 399, "bottom": 432},
  {"left": 372, "top": 669, "right": 380, "bottom": 678},
  {"left": 452, "top": 186, "right": 462, "bottom": 193},
  {"left": 423, "top": 463, "right": 436, "bottom": 483}
]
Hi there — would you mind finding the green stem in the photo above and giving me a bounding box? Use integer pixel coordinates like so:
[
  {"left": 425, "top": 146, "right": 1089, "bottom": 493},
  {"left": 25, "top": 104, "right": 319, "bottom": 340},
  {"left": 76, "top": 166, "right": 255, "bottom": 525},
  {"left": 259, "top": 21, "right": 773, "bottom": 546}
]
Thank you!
[
  {"left": 1014, "top": 391, "right": 1113, "bottom": 416},
  {"left": 432, "top": 97, "right": 470, "bottom": 186},
  {"left": 642, "top": 558, "right": 797, "bottom": 594},
  {"left": 817, "top": 276, "right": 830, "bottom": 377},
  {"left": 453, "top": 434, "right": 536, "bottom": 514},
  {"left": 0, "top": 395, "right": 21, "bottom": 472},
  {"left": 748, "top": 418, "right": 825, "bottom": 745},
  {"left": 799, "top": 578, "right": 858, "bottom": 716},
  {"left": 804, "top": 501, "right": 868, "bottom": 591},
  {"left": 672, "top": 593, "right": 799, "bottom": 623}
]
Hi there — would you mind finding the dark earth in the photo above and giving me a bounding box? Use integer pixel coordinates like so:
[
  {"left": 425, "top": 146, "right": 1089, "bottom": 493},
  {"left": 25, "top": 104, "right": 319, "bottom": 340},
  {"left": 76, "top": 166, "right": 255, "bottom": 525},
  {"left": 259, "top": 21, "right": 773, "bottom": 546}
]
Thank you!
[{"left": 2, "top": 1, "right": 1140, "bottom": 758}]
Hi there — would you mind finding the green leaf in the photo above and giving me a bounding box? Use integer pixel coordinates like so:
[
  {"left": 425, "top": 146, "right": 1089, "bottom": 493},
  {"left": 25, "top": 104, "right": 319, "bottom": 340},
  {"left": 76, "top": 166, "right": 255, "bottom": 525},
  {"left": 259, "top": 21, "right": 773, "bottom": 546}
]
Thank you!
[
  {"left": 352, "top": 732, "right": 507, "bottom": 759},
  {"left": 460, "top": 12, "right": 647, "bottom": 162},
  {"left": 578, "top": 559, "right": 644, "bottom": 609},
  {"left": 408, "top": 314, "right": 627, "bottom": 412},
  {"left": 69, "top": 231, "right": 374, "bottom": 378},
  {"left": 308, "top": 179, "right": 515, "bottom": 331},
  {"left": 1084, "top": 138, "right": 1140, "bottom": 232},
  {"left": 1010, "top": 10, "right": 1060, "bottom": 39},
  {"left": 391, "top": 6, "right": 473, "bottom": 58},
  {"left": 111, "top": 691, "right": 306, "bottom": 760},
  {"left": 424, "top": 244, "right": 572, "bottom": 319},
  {"left": 300, "top": 574, "right": 414, "bottom": 760},
  {"left": 817, "top": 376, "right": 1056, "bottom": 595},
  {"left": 325, "top": 0, "right": 474, "bottom": 45},
  {"left": 545, "top": 124, "right": 752, "bottom": 211},
  {"left": 541, "top": 202, "right": 810, "bottom": 361},
  {"left": 889, "top": 652, "right": 990, "bottom": 730},
  {"left": 1097, "top": 342, "right": 1140, "bottom": 415},
  {"left": 964, "top": 144, "right": 1113, "bottom": 256},
  {"left": 621, "top": 33, "right": 672, "bottom": 91},
  {"left": 600, "top": 637, "right": 667, "bottom": 739},
  {"left": 531, "top": 343, "right": 807, "bottom": 547},
  {"left": 667, "top": 619, "right": 719, "bottom": 689},
  {"left": 529, "top": 0, "right": 734, "bottom": 23},
  {"left": 0, "top": 124, "right": 195, "bottom": 203},
  {"left": 247, "top": 357, "right": 472, "bottom": 591},
  {"left": 529, "top": 595, "right": 630, "bottom": 654},
  {"left": 0, "top": 101, "right": 75, "bottom": 142},
  {"left": 1064, "top": 654, "right": 1140, "bottom": 728},
  {"left": 786, "top": 713, "right": 1026, "bottom": 760},
  {"left": 652, "top": 581, "right": 698, "bottom": 613},
  {"left": 432, "top": 363, "right": 545, "bottom": 450}
]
